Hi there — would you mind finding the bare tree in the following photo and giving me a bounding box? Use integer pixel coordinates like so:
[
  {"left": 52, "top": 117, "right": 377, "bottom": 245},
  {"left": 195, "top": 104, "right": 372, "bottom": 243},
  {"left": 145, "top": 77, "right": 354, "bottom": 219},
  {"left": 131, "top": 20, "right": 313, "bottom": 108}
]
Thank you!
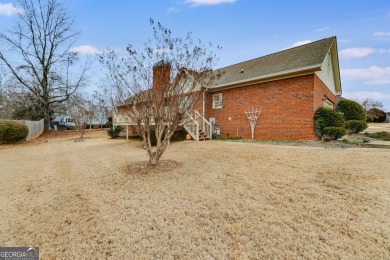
[
  {"left": 0, "top": 0, "right": 87, "bottom": 130},
  {"left": 66, "top": 93, "right": 91, "bottom": 140},
  {"left": 0, "top": 74, "right": 9, "bottom": 119},
  {"left": 0, "top": 75, "right": 42, "bottom": 120},
  {"left": 93, "top": 90, "right": 110, "bottom": 128},
  {"left": 100, "top": 19, "right": 220, "bottom": 166},
  {"left": 360, "top": 98, "right": 384, "bottom": 121}
]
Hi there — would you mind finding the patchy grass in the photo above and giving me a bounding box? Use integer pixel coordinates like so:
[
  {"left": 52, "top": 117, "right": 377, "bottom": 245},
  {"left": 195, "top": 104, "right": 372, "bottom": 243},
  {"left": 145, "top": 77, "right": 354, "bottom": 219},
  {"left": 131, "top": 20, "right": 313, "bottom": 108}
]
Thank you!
[
  {"left": 364, "top": 131, "right": 390, "bottom": 141},
  {"left": 214, "top": 136, "right": 243, "bottom": 141}
]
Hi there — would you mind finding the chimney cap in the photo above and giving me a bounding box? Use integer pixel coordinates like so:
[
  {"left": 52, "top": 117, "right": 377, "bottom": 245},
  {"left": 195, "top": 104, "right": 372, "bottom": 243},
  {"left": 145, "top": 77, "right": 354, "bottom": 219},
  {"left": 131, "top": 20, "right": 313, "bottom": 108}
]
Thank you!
[{"left": 153, "top": 60, "right": 171, "bottom": 68}]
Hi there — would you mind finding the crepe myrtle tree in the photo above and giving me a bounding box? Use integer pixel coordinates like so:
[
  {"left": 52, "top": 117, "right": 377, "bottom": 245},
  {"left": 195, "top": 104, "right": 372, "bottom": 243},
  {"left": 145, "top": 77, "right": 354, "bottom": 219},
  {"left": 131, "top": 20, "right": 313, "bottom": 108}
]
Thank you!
[
  {"left": 92, "top": 90, "right": 111, "bottom": 128},
  {"left": 66, "top": 93, "right": 94, "bottom": 141},
  {"left": 100, "top": 19, "right": 221, "bottom": 166},
  {"left": 0, "top": 0, "right": 87, "bottom": 130}
]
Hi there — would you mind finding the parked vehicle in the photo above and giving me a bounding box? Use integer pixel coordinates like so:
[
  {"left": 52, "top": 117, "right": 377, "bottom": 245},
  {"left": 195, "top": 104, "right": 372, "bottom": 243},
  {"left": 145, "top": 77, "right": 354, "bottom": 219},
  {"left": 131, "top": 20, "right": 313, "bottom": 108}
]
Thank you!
[{"left": 51, "top": 116, "right": 75, "bottom": 130}]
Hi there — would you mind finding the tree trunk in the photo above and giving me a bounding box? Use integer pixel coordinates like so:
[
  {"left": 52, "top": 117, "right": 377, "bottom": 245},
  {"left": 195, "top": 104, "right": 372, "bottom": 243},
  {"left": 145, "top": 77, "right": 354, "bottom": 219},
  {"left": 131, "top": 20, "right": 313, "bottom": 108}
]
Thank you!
[
  {"left": 149, "top": 152, "right": 159, "bottom": 166},
  {"left": 44, "top": 110, "right": 51, "bottom": 130}
]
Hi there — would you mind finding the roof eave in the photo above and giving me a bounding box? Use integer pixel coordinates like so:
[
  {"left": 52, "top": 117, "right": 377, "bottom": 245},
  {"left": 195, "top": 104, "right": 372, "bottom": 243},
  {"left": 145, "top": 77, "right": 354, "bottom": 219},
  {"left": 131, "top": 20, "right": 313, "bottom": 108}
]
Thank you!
[
  {"left": 329, "top": 38, "right": 342, "bottom": 96},
  {"left": 208, "top": 64, "right": 323, "bottom": 91}
]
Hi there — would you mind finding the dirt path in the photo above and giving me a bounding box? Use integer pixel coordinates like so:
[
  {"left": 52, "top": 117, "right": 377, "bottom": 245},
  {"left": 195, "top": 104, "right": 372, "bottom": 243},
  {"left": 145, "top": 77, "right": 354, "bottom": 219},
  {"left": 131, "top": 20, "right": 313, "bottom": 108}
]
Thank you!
[{"left": 1, "top": 131, "right": 390, "bottom": 259}]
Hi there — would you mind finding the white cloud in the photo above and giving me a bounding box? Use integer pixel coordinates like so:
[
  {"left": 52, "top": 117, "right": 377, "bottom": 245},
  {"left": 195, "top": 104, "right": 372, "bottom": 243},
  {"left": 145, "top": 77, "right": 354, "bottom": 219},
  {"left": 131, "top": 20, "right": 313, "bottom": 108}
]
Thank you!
[
  {"left": 343, "top": 91, "right": 390, "bottom": 100},
  {"left": 373, "top": 31, "right": 390, "bottom": 37},
  {"left": 287, "top": 40, "right": 312, "bottom": 49},
  {"left": 339, "top": 47, "right": 390, "bottom": 58},
  {"left": 70, "top": 45, "right": 101, "bottom": 55},
  {"left": 314, "top": 27, "right": 330, "bottom": 32},
  {"left": 167, "top": 7, "right": 181, "bottom": 13},
  {"left": 185, "top": 0, "right": 237, "bottom": 6},
  {"left": 378, "top": 48, "right": 390, "bottom": 54},
  {"left": 341, "top": 66, "right": 390, "bottom": 85},
  {"left": 0, "top": 3, "right": 23, "bottom": 16},
  {"left": 339, "top": 48, "right": 375, "bottom": 58}
]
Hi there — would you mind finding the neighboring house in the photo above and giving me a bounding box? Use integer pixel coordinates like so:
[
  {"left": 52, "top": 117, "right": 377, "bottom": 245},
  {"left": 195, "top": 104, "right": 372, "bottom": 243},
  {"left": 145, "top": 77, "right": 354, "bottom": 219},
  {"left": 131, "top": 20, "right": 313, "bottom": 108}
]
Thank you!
[
  {"left": 87, "top": 119, "right": 108, "bottom": 129},
  {"left": 51, "top": 116, "right": 76, "bottom": 130},
  {"left": 116, "top": 36, "right": 342, "bottom": 140},
  {"left": 51, "top": 116, "right": 107, "bottom": 130}
]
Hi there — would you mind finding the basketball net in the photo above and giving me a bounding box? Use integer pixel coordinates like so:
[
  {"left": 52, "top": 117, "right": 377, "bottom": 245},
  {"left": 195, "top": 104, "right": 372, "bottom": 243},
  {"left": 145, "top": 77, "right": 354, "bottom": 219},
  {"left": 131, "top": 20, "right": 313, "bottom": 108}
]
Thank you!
[{"left": 245, "top": 107, "right": 262, "bottom": 140}]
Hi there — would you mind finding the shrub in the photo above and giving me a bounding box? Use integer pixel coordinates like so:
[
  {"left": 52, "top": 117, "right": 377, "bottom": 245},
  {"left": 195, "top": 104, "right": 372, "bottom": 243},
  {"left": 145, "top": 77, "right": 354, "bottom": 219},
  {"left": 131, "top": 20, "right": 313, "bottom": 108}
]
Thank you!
[
  {"left": 322, "top": 127, "right": 346, "bottom": 140},
  {"left": 0, "top": 120, "right": 29, "bottom": 144},
  {"left": 107, "top": 126, "right": 121, "bottom": 139},
  {"left": 367, "top": 108, "right": 387, "bottom": 122},
  {"left": 336, "top": 99, "right": 365, "bottom": 121},
  {"left": 315, "top": 107, "right": 345, "bottom": 136},
  {"left": 345, "top": 120, "right": 367, "bottom": 134}
]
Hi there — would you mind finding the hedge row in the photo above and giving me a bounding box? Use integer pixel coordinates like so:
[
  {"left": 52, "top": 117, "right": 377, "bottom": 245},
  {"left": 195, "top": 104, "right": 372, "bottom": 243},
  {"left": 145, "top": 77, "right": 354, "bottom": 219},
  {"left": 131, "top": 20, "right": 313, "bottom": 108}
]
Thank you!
[{"left": 0, "top": 120, "right": 29, "bottom": 144}]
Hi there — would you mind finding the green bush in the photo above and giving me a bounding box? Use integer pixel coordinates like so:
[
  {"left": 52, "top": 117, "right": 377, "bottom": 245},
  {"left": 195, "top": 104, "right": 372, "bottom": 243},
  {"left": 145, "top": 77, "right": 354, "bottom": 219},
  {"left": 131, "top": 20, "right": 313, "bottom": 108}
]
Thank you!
[
  {"left": 336, "top": 99, "right": 365, "bottom": 121},
  {"left": 0, "top": 120, "right": 29, "bottom": 144},
  {"left": 345, "top": 120, "right": 367, "bottom": 134},
  {"left": 107, "top": 126, "right": 121, "bottom": 139},
  {"left": 322, "top": 127, "right": 346, "bottom": 140},
  {"left": 315, "top": 107, "right": 345, "bottom": 136}
]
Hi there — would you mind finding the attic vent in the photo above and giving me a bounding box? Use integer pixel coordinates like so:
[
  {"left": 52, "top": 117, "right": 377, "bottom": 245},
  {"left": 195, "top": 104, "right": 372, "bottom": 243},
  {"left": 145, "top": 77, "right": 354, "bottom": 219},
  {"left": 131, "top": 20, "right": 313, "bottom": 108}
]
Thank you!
[{"left": 240, "top": 69, "right": 244, "bottom": 73}]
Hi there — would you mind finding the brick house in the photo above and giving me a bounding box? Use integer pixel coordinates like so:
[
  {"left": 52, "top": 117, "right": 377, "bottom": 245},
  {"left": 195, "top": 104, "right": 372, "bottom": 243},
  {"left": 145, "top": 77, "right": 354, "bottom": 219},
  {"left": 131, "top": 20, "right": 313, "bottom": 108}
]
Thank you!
[{"left": 116, "top": 36, "right": 342, "bottom": 140}]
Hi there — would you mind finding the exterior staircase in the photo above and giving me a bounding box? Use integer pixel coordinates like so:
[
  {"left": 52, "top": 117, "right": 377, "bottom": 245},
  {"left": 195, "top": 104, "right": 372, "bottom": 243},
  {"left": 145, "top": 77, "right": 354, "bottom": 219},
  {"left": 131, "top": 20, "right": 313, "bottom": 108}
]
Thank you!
[{"left": 183, "top": 110, "right": 212, "bottom": 141}]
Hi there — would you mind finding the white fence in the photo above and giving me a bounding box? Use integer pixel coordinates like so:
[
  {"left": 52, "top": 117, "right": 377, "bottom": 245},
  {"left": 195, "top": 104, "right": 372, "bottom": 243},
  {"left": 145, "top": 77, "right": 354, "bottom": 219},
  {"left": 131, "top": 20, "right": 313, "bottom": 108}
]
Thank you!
[{"left": 17, "top": 118, "right": 44, "bottom": 141}]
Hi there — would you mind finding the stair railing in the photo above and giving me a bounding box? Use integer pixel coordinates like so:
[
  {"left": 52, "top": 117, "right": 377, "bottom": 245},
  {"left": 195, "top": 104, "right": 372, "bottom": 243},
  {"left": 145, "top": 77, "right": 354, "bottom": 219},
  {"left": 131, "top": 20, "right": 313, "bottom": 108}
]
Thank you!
[
  {"left": 183, "top": 112, "right": 199, "bottom": 141},
  {"left": 194, "top": 110, "right": 212, "bottom": 140}
]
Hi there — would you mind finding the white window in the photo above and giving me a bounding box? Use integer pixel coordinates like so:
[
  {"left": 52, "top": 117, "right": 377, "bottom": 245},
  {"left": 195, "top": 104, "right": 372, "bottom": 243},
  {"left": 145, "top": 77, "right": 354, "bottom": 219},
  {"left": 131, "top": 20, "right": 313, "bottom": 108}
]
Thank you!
[{"left": 212, "top": 93, "right": 222, "bottom": 109}]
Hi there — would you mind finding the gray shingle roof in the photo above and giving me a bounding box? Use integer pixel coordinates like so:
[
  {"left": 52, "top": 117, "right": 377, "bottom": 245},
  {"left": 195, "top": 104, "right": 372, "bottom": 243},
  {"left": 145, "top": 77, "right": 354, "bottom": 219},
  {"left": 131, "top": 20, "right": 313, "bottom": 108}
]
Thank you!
[{"left": 210, "top": 36, "right": 336, "bottom": 89}]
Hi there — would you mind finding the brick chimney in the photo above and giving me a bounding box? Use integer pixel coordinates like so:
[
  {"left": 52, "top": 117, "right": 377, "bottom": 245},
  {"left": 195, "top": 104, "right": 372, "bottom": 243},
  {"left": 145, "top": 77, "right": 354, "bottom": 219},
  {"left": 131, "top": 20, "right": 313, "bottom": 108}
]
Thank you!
[{"left": 153, "top": 60, "right": 171, "bottom": 101}]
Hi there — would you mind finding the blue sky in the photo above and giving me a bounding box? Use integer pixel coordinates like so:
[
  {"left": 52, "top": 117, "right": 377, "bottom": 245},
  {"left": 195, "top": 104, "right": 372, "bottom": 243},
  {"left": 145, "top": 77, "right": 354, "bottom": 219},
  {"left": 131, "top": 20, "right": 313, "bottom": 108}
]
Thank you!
[{"left": 1, "top": 0, "right": 390, "bottom": 110}]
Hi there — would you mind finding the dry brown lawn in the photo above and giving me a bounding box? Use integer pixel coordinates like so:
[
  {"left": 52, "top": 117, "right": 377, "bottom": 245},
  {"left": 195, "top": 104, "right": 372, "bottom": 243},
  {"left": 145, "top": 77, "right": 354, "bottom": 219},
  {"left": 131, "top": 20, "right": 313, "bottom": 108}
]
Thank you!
[
  {"left": 0, "top": 130, "right": 389, "bottom": 259},
  {"left": 367, "top": 122, "right": 390, "bottom": 133}
]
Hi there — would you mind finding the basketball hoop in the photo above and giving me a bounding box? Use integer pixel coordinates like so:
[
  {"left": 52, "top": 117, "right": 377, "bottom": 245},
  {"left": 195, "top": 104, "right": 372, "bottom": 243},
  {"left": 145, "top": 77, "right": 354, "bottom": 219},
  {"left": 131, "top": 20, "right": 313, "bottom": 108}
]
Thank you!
[{"left": 245, "top": 107, "right": 262, "bottom": 140}]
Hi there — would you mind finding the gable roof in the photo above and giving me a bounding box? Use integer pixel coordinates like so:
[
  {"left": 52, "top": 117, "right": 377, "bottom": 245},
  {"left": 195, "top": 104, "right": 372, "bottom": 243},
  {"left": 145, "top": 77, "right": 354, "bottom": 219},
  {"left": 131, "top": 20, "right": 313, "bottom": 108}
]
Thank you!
[{"left": 209, "top": 36, "right": 341, "bottom": 93}]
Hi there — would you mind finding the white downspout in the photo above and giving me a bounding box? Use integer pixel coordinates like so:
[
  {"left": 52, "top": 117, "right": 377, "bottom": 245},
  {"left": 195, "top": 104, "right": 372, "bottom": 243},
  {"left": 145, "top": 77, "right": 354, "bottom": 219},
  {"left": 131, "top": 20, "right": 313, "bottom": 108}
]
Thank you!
[{"left": 202, "top": 90, "right": 206, "bottom": 118}]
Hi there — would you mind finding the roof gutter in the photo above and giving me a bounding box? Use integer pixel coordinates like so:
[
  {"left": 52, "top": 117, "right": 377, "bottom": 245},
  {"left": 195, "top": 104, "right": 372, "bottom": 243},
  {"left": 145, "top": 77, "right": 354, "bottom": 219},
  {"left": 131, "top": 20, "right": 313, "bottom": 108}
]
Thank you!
[{"left": 208, "top": 63, "right": 323, "bottom": 91}]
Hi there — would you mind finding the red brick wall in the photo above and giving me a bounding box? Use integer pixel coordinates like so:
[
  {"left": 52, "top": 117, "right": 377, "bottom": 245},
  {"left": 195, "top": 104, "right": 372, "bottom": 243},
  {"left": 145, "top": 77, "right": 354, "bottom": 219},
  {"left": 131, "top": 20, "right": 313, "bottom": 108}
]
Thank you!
[
  {"left": 313, "top": 74, "right": 337, "bottom": 111},
  {"left": 192, "top": 90, "right": 204, "bottom": 115},
  {"left": 153, "top": 64, "right": 171, "bottom": 102},
  {"left": 204, "top": 74, "right": 336, "bottom": 140}
]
